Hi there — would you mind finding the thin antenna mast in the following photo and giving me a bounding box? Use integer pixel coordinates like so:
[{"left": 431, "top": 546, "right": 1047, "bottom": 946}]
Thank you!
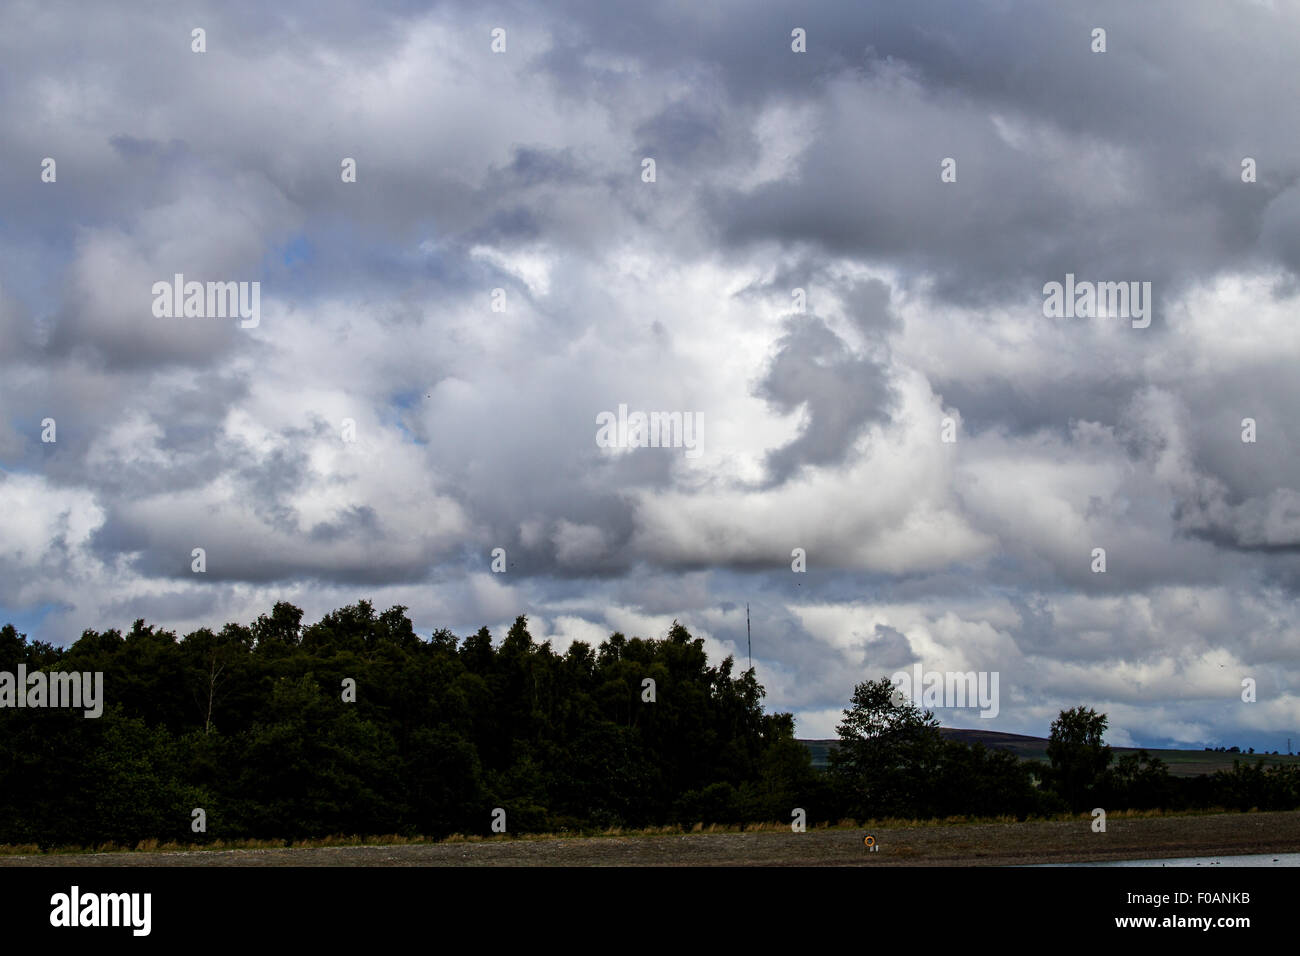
[{"left": 746, "top": 603, "right": 752, "bottom": 671}]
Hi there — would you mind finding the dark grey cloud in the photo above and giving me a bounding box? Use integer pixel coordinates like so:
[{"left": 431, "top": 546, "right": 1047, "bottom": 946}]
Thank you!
[
  {"left": 863, "top": 623, "right": 915, "bottom": 671},
  {"left": 754, "top": 313, "right": 896, "bottom": 484}
]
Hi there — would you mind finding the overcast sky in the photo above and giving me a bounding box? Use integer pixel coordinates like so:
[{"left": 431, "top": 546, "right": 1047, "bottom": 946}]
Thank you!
[{"left": 2, "top": 0, "right": 1298, "bottom": 750}]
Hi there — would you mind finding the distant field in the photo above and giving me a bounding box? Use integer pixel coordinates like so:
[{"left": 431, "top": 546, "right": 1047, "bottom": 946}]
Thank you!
[
  {"left": 800, "top": 731, "right": 1300, "bottom": 778},
  {"left": 5, "top": 810, "right": 1299, "bottom": 866}
]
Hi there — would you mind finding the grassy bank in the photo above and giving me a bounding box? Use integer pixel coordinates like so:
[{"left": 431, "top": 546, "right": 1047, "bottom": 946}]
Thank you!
[{"left": 4, "top": 807, "right": 1297, "bottom": 866}]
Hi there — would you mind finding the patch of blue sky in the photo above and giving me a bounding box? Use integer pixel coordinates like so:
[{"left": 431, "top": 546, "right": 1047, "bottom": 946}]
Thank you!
[{"left": 0, "top": 602, "right": 68, "bottom": 642}]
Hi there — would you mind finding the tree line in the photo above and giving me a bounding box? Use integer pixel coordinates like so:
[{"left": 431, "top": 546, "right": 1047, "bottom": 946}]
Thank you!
[
  {"left": 0, "top": 604, "right": 1296, "bottom": 848},
  {"left": 828, "top": 679, "right": 1300, "bottom": 820}
]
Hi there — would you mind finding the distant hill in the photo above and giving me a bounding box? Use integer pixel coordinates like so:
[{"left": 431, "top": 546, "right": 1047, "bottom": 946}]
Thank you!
[{"left": 799, "top": 730, "right": 1300, "bottom": 778}]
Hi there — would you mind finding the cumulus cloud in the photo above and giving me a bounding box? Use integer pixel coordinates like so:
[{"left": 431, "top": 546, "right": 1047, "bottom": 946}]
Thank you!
[{"left": 1, "top": 0, "right": 1298, "bottom": 751}]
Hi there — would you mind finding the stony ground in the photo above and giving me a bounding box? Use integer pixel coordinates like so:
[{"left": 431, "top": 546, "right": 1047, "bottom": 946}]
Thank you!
[{"left": 5, "top": 810, "right": 1300, "bottom": 866}]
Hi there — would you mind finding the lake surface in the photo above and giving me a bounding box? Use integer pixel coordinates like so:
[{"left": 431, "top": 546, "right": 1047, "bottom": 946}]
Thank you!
[{"left": 1033, "top": 853, "right": 1300, "bottom": 867}]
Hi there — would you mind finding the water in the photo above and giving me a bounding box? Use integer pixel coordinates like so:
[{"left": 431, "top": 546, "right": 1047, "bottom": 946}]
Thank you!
[{"left": 1033, "top": 853, "right": 1300, "bottom": 867}]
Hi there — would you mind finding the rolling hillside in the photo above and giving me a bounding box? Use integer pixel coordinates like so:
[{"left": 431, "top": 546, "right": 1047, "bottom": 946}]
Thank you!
[{"left": 800, "top": 730, "right": 1300, "bottom": 778}]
